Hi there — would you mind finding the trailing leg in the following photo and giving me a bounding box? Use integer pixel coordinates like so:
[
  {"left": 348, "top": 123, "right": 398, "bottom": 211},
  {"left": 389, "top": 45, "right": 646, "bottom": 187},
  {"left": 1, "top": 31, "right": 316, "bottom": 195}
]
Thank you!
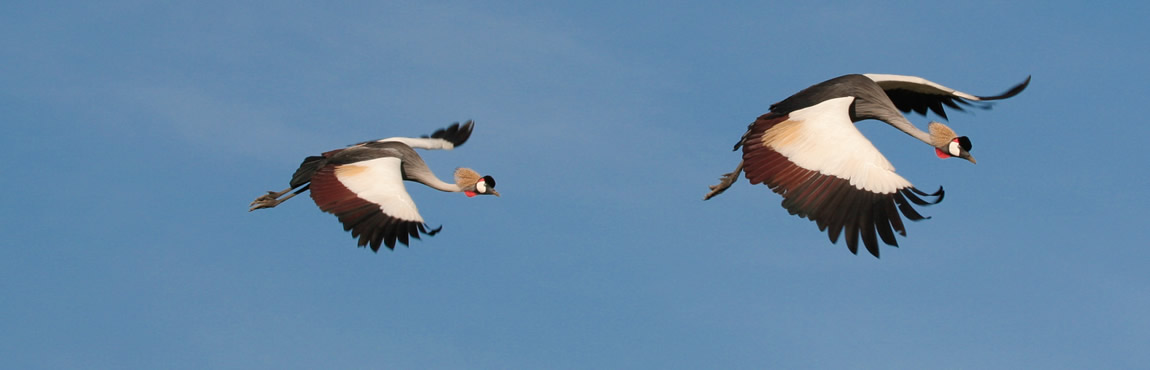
[{"left": 704, "top": 161, "right": 744, "bottom": 200}]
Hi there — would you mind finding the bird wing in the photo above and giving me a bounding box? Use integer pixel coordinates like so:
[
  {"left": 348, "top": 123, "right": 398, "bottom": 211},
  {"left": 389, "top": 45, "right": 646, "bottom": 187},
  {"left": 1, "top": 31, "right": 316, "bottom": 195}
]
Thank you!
[
  {"left": 309, "top": 156, "right": 441, "bottom": 251},
  {"left": 740, "top": 96, "right": 942, "bottom": 257},
  {"left": 362, "top": 120, "right": 475, "bottom": 151},
  {"left": 864, "top": 74, "right": 1030, "bottom": 120}
]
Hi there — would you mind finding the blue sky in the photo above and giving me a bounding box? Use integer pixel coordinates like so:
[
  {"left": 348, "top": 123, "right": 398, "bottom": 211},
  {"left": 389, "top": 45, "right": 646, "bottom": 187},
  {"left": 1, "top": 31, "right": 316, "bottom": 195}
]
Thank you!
[{"left": 3, "top": 1, "right": 1148, "bottom": 369}]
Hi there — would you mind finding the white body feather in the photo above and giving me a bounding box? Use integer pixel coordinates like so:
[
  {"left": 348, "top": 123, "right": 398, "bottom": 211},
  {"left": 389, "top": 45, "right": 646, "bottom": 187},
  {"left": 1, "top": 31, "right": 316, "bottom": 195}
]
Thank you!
[
  {"left": 334, "top": 157, "right": 425, "bottom": 222},
  {"left": 769, "top": 97, "right": 912, "bottom": 194}
]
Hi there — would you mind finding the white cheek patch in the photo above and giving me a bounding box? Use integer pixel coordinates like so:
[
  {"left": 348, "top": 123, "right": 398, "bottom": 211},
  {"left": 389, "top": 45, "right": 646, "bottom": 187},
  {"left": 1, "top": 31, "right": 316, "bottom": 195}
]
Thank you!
[
  {"left": 948, "top": 141, "right": 962, "bottom": 156},
  {"left": 475, "top": 180, "right": 488, "bottom": 194}
]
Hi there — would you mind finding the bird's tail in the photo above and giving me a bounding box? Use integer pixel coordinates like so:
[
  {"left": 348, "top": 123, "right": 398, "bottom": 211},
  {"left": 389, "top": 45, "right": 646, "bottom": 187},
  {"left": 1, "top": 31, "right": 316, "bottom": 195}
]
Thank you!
[{"left": 289, "top": 155, "right": 328, "bottom": 189}]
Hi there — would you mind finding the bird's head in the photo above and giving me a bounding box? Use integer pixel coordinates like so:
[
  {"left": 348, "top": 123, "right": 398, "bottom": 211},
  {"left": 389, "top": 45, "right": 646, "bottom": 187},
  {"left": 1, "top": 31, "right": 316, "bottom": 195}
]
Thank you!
[
  {"left": 928, "top": 122, "right": 976, "bottom": 164},
  {"left": 455, "top": 168, "right": 500, "bottom": 197}
]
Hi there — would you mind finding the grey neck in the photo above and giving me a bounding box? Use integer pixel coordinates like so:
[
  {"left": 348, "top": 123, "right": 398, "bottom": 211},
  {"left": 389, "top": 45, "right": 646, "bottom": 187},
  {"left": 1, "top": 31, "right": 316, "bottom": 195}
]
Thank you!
[
  {"left": 846, "top": 78, "right": 935, "bottom": 147},
  {"left": 883, "top": 115, "right": 933, "bottom": 146},
  {"left": 420, "top": 176, "right": 463, "bottom": 193},
  {"left": 851, "top": 94, "right": 933, "bottom": 146},
  {"left": 407, "top": 167, "right": 463, "bottom": 193}
]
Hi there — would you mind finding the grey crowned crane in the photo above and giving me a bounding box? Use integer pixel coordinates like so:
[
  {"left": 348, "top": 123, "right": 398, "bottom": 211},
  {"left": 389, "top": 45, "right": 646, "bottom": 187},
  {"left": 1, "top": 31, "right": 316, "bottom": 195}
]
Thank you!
[
  {"left": 705, "top": 74, "right": 1030, "bottom": 257},
  {"left": 250, "top": 121, "right": 499, "bottom": 252}
]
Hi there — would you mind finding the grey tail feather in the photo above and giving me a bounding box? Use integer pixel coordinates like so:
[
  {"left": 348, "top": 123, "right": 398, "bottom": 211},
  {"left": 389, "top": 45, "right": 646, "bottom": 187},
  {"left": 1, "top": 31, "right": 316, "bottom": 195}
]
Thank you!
[{"left": 289, "top": 156, "right": 328, "bottom": 189}]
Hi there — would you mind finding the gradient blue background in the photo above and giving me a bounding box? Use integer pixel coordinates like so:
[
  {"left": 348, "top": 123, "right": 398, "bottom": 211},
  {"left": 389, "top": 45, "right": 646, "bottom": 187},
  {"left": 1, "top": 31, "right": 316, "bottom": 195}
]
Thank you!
[{"left": 4, "top": 1, "right": 1148, "bottom": 369}]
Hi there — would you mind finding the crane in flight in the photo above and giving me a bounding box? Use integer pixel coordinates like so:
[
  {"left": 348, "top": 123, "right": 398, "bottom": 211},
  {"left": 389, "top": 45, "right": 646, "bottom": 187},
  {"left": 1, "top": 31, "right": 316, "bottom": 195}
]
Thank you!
[
  {"left": 705, "top": 74, "right": 1029, "bottom": 257},
  {"left": 250, "top": 121, "right": 499, "bottom": 252}
]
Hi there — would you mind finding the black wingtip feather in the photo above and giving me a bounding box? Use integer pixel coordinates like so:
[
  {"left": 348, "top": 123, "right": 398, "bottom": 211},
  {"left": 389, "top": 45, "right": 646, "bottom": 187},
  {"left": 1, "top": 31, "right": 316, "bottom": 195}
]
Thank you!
[
  {"left": 408, "top": 224, "right": 421, "bottom": 240},
  {"left": 907, "top": 186, "right": 945, "bottom": 204},
  {"left": 424, "top": 120, "right": 475, "bottom": 147},
  {"left": 929, "top": 101, "right": 949, "bottom": 120},
  {"left": 860, "top": 218, "right": 879, "bottom": 258},
  {"left": 397, "top": 228, "right": 410, "bottom": 246},
  {"left": 845, "top": 222, "right": 860, "bottom": 255},
  {"left": 979, "top": 75, "right": 1031, "bottom": 101},
  {"left": 827, "top": 225, "right": 842, "bottom": 244},
  {"left": 874, "top": 205, "right": 898, "bottom": 247},
  {"left": 894, "top": 193, "right": 930, "bottom": 221},
  {"left": 902, "top": 191, "right": 933, "bottom": 206}
]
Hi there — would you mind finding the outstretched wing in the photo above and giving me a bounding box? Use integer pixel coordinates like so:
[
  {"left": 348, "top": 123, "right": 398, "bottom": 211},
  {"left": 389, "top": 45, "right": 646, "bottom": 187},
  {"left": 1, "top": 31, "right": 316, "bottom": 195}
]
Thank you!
[
  {"left": 286, "top": 122, "right": 474, "bottom": 190},
  {"left": 865, "top": 74, "right": 1031, "bottom": 120},
  {"left": 740, "top": 96, "right": 942, "bottom": 257},
  {"left": 362, "top": 120, "right": 475, "bottom": 150},
  {"left": 309, "top": 156, "right": 441, "bottom": 251}
]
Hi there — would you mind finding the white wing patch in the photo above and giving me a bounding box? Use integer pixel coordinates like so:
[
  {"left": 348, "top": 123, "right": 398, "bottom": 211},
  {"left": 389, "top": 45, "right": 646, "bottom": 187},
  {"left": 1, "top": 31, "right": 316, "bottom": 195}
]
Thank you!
[
  {"left": 766, "top": 97, "right": 912, "bottom": 194},
  {"left": 374, "top": 137, "right": 455, "bottom": 150},
  {"left": 863, "top": 74, "right": 982, "bottom": 101},
  {"left": 334, "top": 157, "right": 424, "bottom": 223}
]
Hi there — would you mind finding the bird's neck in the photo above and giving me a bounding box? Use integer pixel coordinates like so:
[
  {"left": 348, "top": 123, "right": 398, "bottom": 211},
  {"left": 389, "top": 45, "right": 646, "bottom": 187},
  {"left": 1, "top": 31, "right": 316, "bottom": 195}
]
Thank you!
[
  {"left": 403, "top": 163, "right": 465, "bottom": 193},
  {"left": 853, "top": 90, "right": 934, "bottom": 147},
  {"left": 884, "top": 116, "right": 933, "bottom": 146},
  {"left": 421, "top": 176, "right": 464, "bottom": 193}
]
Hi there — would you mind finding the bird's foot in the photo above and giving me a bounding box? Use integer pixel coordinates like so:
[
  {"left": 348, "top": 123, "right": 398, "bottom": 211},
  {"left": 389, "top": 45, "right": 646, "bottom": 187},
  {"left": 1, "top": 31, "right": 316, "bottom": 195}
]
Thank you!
[
  {"left": 703, "top": 171, "right": 739, "bottom": 200},
  {"left": 249, "top": 191, "right": 282, "bottom": 211}
]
